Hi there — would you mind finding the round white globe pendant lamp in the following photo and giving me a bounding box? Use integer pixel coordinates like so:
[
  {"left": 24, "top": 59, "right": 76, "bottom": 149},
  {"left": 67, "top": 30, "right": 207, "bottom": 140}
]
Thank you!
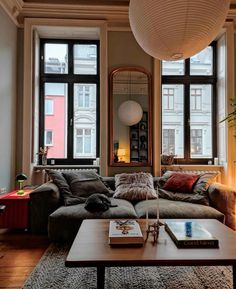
[
  {"left": 118, "top": 100, "right": 143, "bottom": 126},
  {"left": 129, "top": 0, "right": 230, "bottom": 60}
]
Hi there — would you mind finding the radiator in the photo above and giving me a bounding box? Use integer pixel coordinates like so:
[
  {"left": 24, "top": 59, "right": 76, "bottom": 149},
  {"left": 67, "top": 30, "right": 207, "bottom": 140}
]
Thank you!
[
  {"left": 34, "top": 166, "right": 99, "bottom": 183},
  {"left": 161, "top": 167, "right": 222, "bottom": 182}
]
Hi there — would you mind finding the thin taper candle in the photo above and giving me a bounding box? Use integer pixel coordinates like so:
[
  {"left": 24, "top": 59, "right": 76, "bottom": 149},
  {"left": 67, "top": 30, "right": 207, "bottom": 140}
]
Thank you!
[
  {"left": 156, "top": 189, "right": 159, "bottom": 224},
  {"left": 146, "top": 193, "right": 148, "bottom": 229}
]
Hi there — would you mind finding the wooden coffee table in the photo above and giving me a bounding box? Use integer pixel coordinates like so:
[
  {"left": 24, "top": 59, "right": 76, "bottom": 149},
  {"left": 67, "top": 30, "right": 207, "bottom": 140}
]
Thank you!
[{"left": 65, "top": 219, "right": 236, "bottom": 289}]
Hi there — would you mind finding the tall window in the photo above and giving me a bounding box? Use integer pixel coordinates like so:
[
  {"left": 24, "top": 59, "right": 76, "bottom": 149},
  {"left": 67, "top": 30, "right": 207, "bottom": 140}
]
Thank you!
[
  {"left": 40, "top": 39, "right": 99, "bottom": 164},
  {"left": 161, "top": 44, "right": 216, "bottom": 164}
]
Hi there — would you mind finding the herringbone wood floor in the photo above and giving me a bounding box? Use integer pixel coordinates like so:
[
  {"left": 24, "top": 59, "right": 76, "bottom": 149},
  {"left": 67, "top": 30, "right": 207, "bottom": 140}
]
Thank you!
[{"left": 0, "top": 229, "right": 49, "bottom": 289}]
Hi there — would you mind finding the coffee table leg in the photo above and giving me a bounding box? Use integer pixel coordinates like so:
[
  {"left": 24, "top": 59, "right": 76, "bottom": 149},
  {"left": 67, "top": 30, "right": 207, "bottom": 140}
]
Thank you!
[
  {"left": 97, "top": 266, "right": 105, "bottom": 289},
  {"left": 233, "top": 265, "right": 236, "bottom": 289}
]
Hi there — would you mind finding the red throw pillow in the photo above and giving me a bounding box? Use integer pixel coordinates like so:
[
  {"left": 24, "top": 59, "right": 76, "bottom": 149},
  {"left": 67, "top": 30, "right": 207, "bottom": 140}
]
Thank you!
[{"left": 163, "top": 172, "right": 199, "bottom": 194}]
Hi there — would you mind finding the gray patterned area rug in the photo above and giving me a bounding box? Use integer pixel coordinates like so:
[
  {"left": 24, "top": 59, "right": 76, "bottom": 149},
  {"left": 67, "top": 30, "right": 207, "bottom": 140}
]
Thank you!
[{"left": 22, "top": 243, "right": 233, "bottom": 289}]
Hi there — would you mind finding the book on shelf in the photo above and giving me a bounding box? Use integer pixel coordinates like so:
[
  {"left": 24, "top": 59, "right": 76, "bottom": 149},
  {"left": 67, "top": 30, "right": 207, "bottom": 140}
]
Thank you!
[
  {"left": 165, "top": 221, "right": 219, "bottom": 248},
  {"left": 108, "top": 220, "right": 144, "bottom": 246}
]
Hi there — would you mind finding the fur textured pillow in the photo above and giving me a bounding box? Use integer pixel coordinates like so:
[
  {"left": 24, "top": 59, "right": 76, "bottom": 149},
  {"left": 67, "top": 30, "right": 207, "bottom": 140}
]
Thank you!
[{"left": 113, "top": 172, "right": 157, "bottom": 201}]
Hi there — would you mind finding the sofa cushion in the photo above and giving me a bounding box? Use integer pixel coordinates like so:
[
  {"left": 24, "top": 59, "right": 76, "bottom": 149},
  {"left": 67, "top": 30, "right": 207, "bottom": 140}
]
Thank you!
[
  {"left": 48, "top": 198, "right": 137, "bottom": 242},
  {"left": 63, "top": 171, "right": 113, "bottom": 199},
  {"left": 134, "top": 198, "right": 225, "bottom": 222},
  {"left": 113, "top": 172, "right": 157, "bottom": 201},
  {"left": 157, "top": 171, "right": 219, "bottom": 206},
  {"left": 193, "top": 172, "right": 219, "bottom": 195},
  {"left": 46, "top": 169, "right": 86, "bottom": 206},
  {"left": 158, "top": 188, "right": 210, "bottom": 206},
  {"left": 163, "top": 172, "right": 199, "bottom": 194}
]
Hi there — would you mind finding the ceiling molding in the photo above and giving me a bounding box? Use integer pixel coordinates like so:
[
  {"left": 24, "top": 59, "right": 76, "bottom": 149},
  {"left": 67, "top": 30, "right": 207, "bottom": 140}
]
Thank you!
[
  {"left": 0, "top": 0, "right": 23, "bottom": 26},
  {"left": 19, "top": 3, "right": 129, "bottom": 25},
  {"left": 227, "top": 6, "right": 236, "bottom": 19},
  {"left": 1, "top": 0, "right": 236, "bottom": 29}
]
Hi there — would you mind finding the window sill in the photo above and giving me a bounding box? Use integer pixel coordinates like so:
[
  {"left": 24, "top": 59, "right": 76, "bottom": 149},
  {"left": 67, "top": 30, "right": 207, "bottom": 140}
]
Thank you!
[
  {"left": 160, "top": 164, "right": 224, "bottom": 181},
  {"left": 34, "top": 164, "right": 100, "bottom": 170},
  {"left": 161, "top": 164, "right": 223, "bottom": 169}
]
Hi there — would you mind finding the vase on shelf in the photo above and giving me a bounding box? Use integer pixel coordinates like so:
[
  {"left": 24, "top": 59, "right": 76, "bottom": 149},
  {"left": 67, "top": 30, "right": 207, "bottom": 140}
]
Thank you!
[{"left": 42, "top": 155, "right": 47, "bottom": 166}]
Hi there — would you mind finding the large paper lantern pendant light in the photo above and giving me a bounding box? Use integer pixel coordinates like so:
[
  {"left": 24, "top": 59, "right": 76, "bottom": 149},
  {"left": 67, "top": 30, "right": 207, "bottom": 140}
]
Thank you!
[
  {"left": 118, "top": 100, "right": 143, "bottom": 126},
  {"left": 129, "top": 0, "right": 230, "bottom": 60}
]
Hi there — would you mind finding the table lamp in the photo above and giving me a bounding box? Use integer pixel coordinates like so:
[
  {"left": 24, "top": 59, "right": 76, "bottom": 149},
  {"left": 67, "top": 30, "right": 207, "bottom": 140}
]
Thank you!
[
  {"left": 117, "top": 148, "right": 126, "bottom": 162},
  {"left": 16, "top": 173, "right": 27, "bottom": 195}
]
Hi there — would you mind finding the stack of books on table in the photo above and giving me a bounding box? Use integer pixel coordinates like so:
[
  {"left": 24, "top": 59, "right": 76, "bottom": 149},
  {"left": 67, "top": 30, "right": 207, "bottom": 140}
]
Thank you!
[
  {"left": 109, "top": 220, "right": 144, "bottom": 246},
  {"left": 165, "top": 221, "right": 219, "bottom": 248}
]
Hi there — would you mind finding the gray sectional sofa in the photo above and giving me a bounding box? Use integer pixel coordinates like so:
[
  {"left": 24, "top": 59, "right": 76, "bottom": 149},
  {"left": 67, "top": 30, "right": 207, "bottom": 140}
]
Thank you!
[{"left": 29, "top": 173, "right": 236, "bottom": 242}]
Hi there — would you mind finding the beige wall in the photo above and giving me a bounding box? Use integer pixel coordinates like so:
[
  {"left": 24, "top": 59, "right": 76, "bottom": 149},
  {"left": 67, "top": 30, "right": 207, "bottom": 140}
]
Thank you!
[
  {"left": 0, "top": 6, "right": 17, "bottom": 191},
  {"left": 0, "top": 11, "right": 234, "bottom": 186},
  {"left": 108, "top": 31, "right": 153, "bottom": 176}
]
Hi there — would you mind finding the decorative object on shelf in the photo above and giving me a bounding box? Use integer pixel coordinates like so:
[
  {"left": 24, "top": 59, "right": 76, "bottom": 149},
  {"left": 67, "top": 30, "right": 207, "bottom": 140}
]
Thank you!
[
  {"left": 15, "top": 173, "right": 27, "bottom": 195},
  {"left": 129, "top": 0, "right": 230, "bottom": 60},
  {"left": 140, "top": 122, "right": 146, "bottom": 130},
  {"left": 37, "top": 146, "right": 49, "bottom": 165},
  {"left": 161, "top": 154, "right": 175, "bottom": 165},
  {"left": 118, "top": 100, "right": 143, "bottom": 126}
]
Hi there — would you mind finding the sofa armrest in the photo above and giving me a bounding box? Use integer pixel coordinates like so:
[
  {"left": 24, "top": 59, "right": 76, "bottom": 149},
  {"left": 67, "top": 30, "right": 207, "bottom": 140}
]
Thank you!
[
  {"left": 208, "top": 183, "right": 236, "bottom": 231},
  {"left": 29, "top": 182, "right": 62, "bottom": 234}
]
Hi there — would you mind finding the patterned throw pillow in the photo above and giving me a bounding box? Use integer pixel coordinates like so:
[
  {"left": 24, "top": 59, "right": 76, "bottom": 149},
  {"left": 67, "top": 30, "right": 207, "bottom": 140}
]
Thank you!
[
  {"left": 113, "top": 172, "right": 157, "bottom": 201},
  {"left": 193, "top": 172, "right": 219, "bottom": 195}
]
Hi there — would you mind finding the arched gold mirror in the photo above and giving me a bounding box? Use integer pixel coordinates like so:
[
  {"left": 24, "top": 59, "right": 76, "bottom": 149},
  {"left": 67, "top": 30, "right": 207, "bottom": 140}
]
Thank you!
[{"left": 109, "top": 67, "right": 152, "bottom": 166}]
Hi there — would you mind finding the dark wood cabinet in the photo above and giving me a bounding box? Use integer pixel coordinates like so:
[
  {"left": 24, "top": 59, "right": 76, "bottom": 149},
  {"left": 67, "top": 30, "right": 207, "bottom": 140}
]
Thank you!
[{"left": 130, "top": 112, "right": 148, "bottom": 164}]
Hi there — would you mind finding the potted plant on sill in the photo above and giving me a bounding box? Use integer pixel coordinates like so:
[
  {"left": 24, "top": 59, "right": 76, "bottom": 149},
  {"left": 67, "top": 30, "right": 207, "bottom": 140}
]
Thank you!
[
  {"left": 220, "top": 98, "right": 236, "bottom": 136},
  {"left": 37, "top": 146, "right": 49, "bottom": 166}
]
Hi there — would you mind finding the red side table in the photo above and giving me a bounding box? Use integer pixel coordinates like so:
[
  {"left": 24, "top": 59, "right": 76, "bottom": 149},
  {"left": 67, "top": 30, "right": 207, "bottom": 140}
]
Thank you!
[{"left": 0, "top": 190, "right": 33, "bottom": 229}]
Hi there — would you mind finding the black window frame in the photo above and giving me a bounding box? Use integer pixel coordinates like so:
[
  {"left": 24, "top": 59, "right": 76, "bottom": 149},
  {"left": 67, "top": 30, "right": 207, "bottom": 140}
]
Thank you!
[
  {"left": 39, "top": 39, "right": 100, "bottom": 165},
  {"left": 161, "top": 42, "right": 217, "bottom": 164}
]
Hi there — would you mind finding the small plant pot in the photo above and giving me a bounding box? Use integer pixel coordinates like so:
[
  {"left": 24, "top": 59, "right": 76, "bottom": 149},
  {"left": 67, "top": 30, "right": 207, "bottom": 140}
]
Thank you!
[{"left": 161, "top": 155, "right": 175, "bottom": 165}]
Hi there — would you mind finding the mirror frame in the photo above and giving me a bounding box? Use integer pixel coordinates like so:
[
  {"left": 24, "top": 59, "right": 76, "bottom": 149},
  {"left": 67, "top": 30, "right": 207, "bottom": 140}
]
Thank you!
[{"left": 109, "top": 66, "right": 153, "bottom": 167}]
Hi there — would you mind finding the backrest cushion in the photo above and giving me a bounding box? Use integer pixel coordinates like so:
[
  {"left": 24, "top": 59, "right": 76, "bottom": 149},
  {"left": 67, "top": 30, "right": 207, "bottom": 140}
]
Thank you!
[
  {"left": 46, "top": 169, "right": 113, "bottom": 206},
  {"left": 113, "top": 172, "right": 157, "bottom": 201},
  {"left": 63, "top": 171, "right": 113, "bottom": 199}
]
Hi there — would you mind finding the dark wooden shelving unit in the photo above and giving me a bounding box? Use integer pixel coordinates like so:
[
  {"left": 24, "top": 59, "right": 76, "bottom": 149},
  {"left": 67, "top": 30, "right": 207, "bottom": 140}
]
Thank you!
[{"left": 130, "top": 111, "right": 148, "bottom": 163}]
